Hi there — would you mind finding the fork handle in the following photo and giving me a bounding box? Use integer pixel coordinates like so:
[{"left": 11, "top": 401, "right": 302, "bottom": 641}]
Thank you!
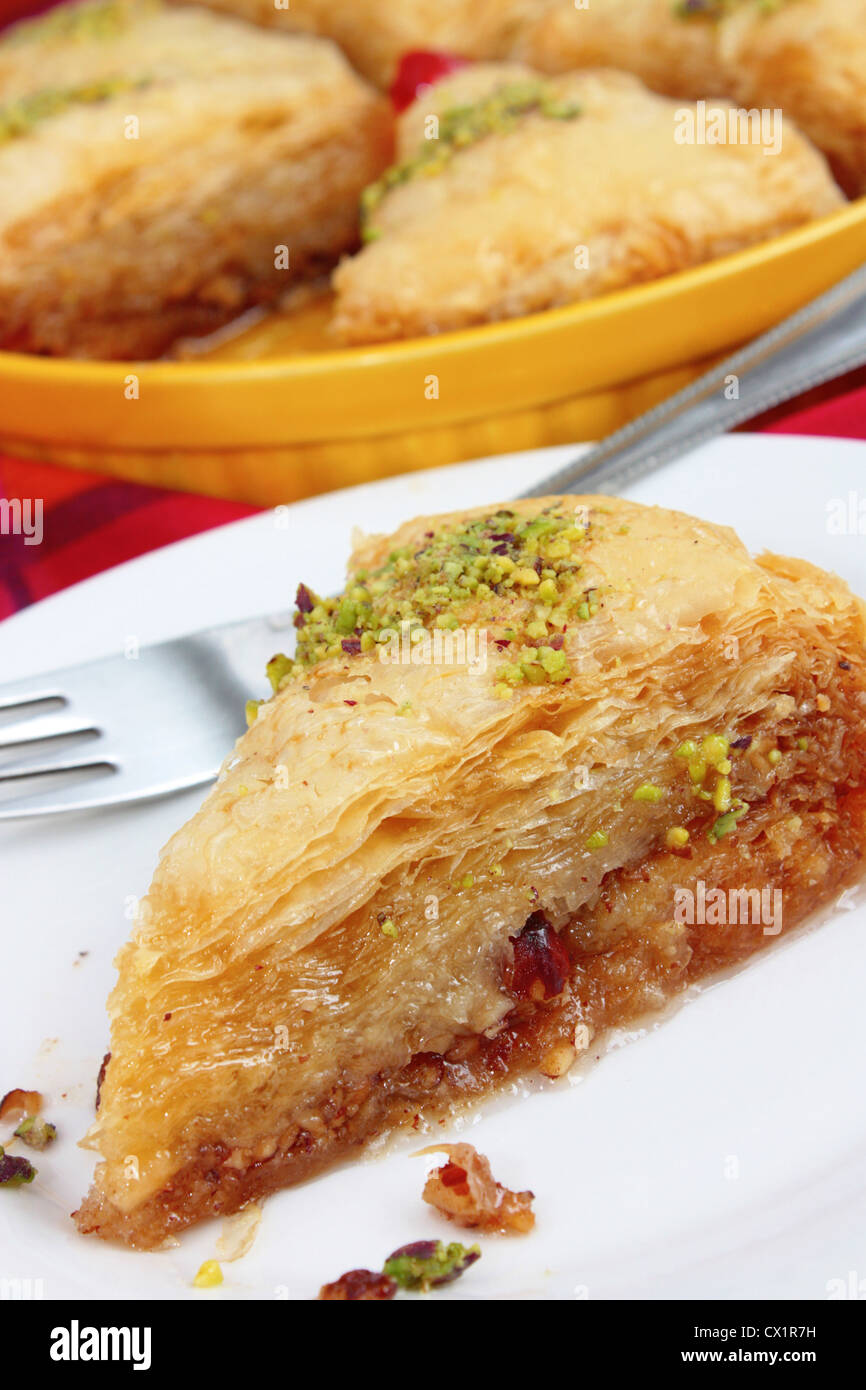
[{"left": 523, "top": 262, "right": 866, "bottom": 499}]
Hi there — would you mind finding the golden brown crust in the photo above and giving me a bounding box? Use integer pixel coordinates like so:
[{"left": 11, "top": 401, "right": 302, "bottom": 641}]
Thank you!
[
  {"left": 76, "top": 774, "right": 866, "bottom": 1248},
  {"left": 76, "top": 494, "right": 866, "bottom": 1246},
  {"left": 188, "top": 0, "right": 549, "bottom": 86},
  {"left": 516, "top": 0, "right": 727, "bottom": 99},
  {"left": 332, "top": 64, "right": 842, "bottom": 345},
  {"left": 719, "top": 0, "right": 866, "bottom": 197},
  {"left": 0, "top": 1, "right": 392, "bottom": 358},
  {"left": 519, "top": 0, "right": 866, "bottom": 196}
]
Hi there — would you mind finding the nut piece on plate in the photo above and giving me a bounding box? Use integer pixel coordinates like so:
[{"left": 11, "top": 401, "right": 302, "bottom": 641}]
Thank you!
[
  {"left": 383, "top": 1239, "right": 480, "bottom": 1290},
  {"left": 319, "top": 1269, "right": 397, "bottom": 1300},
  {"left": 0, "top": 1089, "right": 42, "bottom": 1122},
  {"left": 420, "top": 1143, "right": 535, "bottom": 1234}
]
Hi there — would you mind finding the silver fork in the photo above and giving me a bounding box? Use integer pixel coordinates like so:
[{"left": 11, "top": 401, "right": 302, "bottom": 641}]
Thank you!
[
  {"left": 0, "top": 615, "right": 293, "bottom": 819},
  {"left": 2, "top": 262, "right": 866, "bottom": 818}
]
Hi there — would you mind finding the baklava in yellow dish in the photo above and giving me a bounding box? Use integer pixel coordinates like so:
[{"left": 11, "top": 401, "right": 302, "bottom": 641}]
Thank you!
[
  {"left": 332, "top": 63, "right": 843, "bottom": 345},
  {"left": 0, "top": 0, "right": 390, "bottom": 358},
  {"left": 186, "top": 0, "right": 547, "bottom": 87},
  {"left": 76, "top": 495, "right": 866, "bottom": 1247},
  {"left": 520, "top": 0, "right": 866, "bottom": 196}
]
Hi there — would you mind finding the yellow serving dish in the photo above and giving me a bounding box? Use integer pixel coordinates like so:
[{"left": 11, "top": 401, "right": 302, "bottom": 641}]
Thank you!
[{"left": 1, "top": 200, "right": 864, "bottom": 507}]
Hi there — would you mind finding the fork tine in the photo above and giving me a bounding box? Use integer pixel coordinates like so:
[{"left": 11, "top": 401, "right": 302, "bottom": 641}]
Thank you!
[
  {"left": 0, "top": 753, "right": 115, "bottom": 784},
  {"left": 0, "top": 677, "right": 65, "bottom": 710},
  {"left": 0, "top": 764, "right": 212, "bottom": 820},
  {"left": 0, "top": 766, "right": 119, "bottom": 820},
  {"left": 0, "top": 711, "right": 96, "bottom": 749}
]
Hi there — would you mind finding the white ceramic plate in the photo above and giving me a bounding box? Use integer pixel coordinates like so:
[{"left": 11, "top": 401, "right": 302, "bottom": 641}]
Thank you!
[{"left": 3, "top": 433, "right": 866, "bottom": 1302}]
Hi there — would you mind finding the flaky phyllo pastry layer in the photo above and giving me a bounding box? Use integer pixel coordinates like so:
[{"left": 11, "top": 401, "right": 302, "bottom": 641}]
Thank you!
[
  {"left": 76, "top": 497, "right": 866, "bottom": 1247},
  {"left": 332, "top": 63, "right": 843, "bottom": 345}
]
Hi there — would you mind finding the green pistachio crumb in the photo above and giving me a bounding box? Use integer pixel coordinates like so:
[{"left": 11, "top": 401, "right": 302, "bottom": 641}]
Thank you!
[
  {"left": 707, "top": 798, "right": 749, "bottom": 843},
  {"left": 701, "top": 735, "right": 730, "bottom": 768},
  {"left": 360, "top": 79, "right": 581, "bottom": 240},
  {"left": 0, "top": 74, "right": 152, "bottom": 146},
  {"left": 665, "top": 826, "right": 690, "bottom": 848},
  {"left": 708, "top": 812, "right": 734, "bottom": 843},
  {"left": 585, "top": 829, "right": 609, "bottom": 850},
  {"left": 13, "top": 1116, "right": 56, "bottom": 1151},
  {"left": 633, "top": 782, "right": 664, "bottom": 804},
  {"left": 712, "top": 774, "right": 732, "bottom": 813},
  {"left": 265, "top": 653, "right": 293, "bottom": 694},
  {"left": 0, "top": 1147, "right": 36, "bottom": 1187},
  {"left": 383, "top": 1241, "right": 480, "bottom": 1292},
  {"left": 768, "top": 748, "right": 782, "bottom": 765}
]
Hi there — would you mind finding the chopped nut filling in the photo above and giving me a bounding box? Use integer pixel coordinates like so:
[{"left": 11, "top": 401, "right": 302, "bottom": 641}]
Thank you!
[
  {"left": 319, "top": 1269, "right": 397, "bottom": 1301},
  {"left": 0, "top": 1089, "right": 42, "bottom": 1122},
  {"left": 419, "top": 1143, "right": 535, "bottom": 1234},
  {"left": 505, "top": 911, "right": 570, "bottom": 1002}
]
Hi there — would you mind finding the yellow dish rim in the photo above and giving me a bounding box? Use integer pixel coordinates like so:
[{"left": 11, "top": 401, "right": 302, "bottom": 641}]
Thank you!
[{"left": 1, "top": 199, "right": 862, "bottom": 389}]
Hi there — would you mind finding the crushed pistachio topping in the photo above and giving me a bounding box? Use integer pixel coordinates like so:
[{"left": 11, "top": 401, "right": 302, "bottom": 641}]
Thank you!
[
  {"left": 1, "top": 0, "right": 151, "bottom": 47},
  {"left": 0, "top": 1147, "right": 36, "bottom": 1187},
  {"left": 269, "top": 506, "right": 606, "bottom": 693},
  {"left": 700, "top": 735, "right": 730, "bottom": 767},
  {"left": 378, "top": 913, "right": 399, "bottom": 939},
  {"left": 665, "top": 826, "right": 690, "bottom": 848},
  {"left": 674, "top": 0, "right": 786, "bottom": 18},
  {"left": 667, "top": 733, "right": 761, "bottom": 839},
  {"left": 708, "top": 802, "right": 749, "bottom": 843},
  {"left": 585, "top": 829, "right": 609, "bottom": 850},
  {"left": 768, "top": 748, "right": 782, "bottom": 765},
  {"left": 383, "top": 1240, "right": 480, "bottom": 1291},
  {"left": 13, "top": 1116, "right": 56, "bottom": 1151},
  {"left": 0, "top": 76, "right": 151, "bottom": 146},
  {"left": 670, "top": 730, "right": 755, "bottom": 842},
  {"left": 633, "top": 782, "right": 664, "bottom": 804},
  {"left": 361, "top": 80, "right": 581, "bottom": 242},
  {"left": 193, "top": 1260, "right": 223, "bottom": 1289}
]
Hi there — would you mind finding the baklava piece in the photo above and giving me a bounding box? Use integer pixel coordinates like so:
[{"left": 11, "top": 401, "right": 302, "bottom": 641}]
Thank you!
[
  {"left": 521, "top": 0, "right": 866, "bottom": 196},
  {"left": 189, "top": 0, "right": 548, "bottom": 87},
  {"left": 331, "top": 63, "right": 842, "bottom": 344},
  {"left": 0, "top": 0, "right": 391, "bottom": 358},
  {"left": 76, "top": 495, "right": 866, "bottom": 1247},
  {"left": 718, "top": 0, "right": 866, "bottom": 198},
  {"left": 517, "top": 0, "right": 727, "bottom": 102}
]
